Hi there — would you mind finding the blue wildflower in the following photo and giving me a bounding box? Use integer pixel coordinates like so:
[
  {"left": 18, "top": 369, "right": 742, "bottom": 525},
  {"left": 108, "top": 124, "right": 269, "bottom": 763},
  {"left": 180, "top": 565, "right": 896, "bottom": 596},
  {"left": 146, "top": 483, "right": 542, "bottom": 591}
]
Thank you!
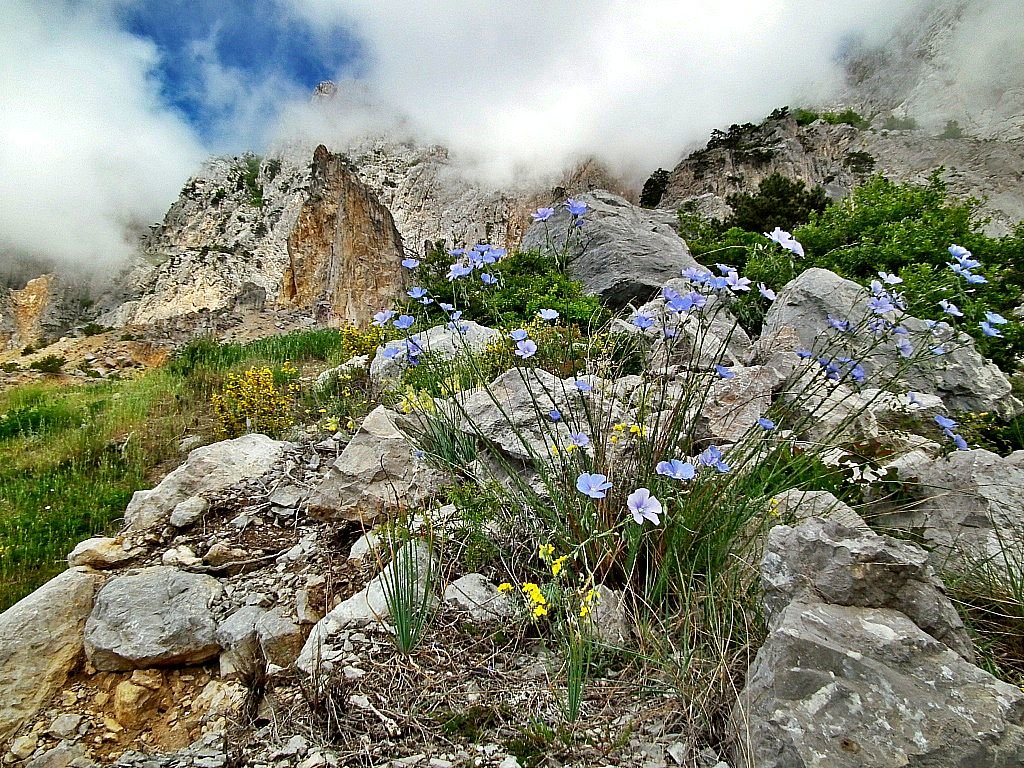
[
  {"left": 656, "top": 459, "right": 695, "bottom": 481},
  {"left": 698, "top": 445, "right": 731, "bottom": 473},
  {"left": 985, "top": 311, "right": 1008, "bottom": 325},
  {"left": 480, "top": 273, "right": 498, "bottom": 286},
  {"left": 869, "top": 295, "right": 896, "bottom": 314},
  {"left": 758, "top": 417, "right": 776, "bottom": 430},
  {"left": 758, "top": 283, "right": 777, "bottom": 301},
  {"left": 565, "top": 199, "right": 587, "bottom": 217},
  {"left": 447, "top": 263, "right": 473, "bottom": 281},
  {"left": 537, "top": 309, "right": 560, "bottom": 321},
  {"left": 401, "top": 258, "right": 420, "bottom": 269},
  {"left": 372, "top": 309, "right": 395, "bottom": 327},
  {"left": 393, "top": 314, "right": 415, "bottom": 330},
  {"left": 509, "top": 329, "right": 529, "bottom": 341},
  {"left": 725, "top": 271, "right": 752, "bottom": 292},
  {"left": 827, "top": 315, "right": 851, "bottom": 332},
  {"left": 896, "top": 337, "right": 913, "bottom": 358},
  {"left": 715, "top": 364, "right": 736, "bottom": 379},
  {"left": 878, "top": 271, "right": 902, "bottom": 285},
  {"left": 980, "top": 321, "right": 1003, "bottom": 337},
  {"left": 407, "top": 286, "right": 429, "bottom": 301},
  {"left": 764, "top": 227, "right": 805, "bottom": 257},
  {"left": 548, "top": 410, "right": 561, "bottom": 422},
  {"left": 532, "top": 207, "right": 555, "bottom": 222},
  {"left": 576, "top": 472, "right": 612, "bottom": 499},
  {"left": 627, "top": 488, "right": 662, "bottom": 526},
  {"left": 952, "top": 433, "right": 969, "bottom": 451},
  {"left": 568, "top": 432, "right": 590, "bottom": 448},
  {"left": 515, "top": 340, "right": 538, "bottom": 358},
  {"left": 938, "top": 299, "right": 963, "bottom": 317},
  {"left": 574, "top": 379, "right": 593, "bottom": 393},
  {"left": 935, "top": 414, "right": 958, "bottom": 431},
  {"left": 633, "top": 313, "right": 655, "bottom": 330}
]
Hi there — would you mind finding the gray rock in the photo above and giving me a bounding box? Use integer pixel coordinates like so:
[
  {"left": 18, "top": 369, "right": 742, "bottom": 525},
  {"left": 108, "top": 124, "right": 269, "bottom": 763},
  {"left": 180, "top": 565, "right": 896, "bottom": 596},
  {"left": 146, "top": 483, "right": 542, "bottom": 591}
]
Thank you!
[
  {"left": 520, "top": 189, "right": 702, "bottom": 308},
  {"left": 124, "top": 434, "right": 289, "bottom": 533},
  {"left": 762, "top": 517, "right": 973, "bottom": 660},
  {"left": 306, "top": 406, "right": 447, "bottom": 523},
  {"left": 0, "top": 568, "right": 102, "bottom": 744},
  {"left": 168, "top": 496, "right": 209, "bottom": 528},
  {"left": 256, "top": 608, "right": 305, "bottom": 668},
  {"left": 443, "top": 574, "right": 513, "bottom": 621},
  {"left": 48, "top": 713, "right": 83, "bottom": 739},
  {"left": 879, "top": 448, "right": 1024, "bottom": 575},
  {"left": 770, "top": 489, "right": 868, "bottom": 531},
  {"left": 84, "top": 566, "right": 223, "bottom": 671},
  {"left": 780, "top": 367, "right": 879, "bottom": 445},
  {"left": 698, "top": 365, "right": 780, "bottom": 442},
  {"left": 731, "top": 598, "right": 1024, "bottom": 768},
  {"left": 370, "top": 320, "right": 501, "bottom": 391},
  {"left": 25, "top": 744, "right": 88, "bottom": 768},
  {"left": 214, "top": 605, "right": 265, "bottom": 681},
  {"left": 268, "top": 484, "right": 304, "bottom": 509},
  {"left": 762, "top": 267, "right": 1021, "bottom": 417},
  {"left": 582, "top": 585, "right": 631, "bottom": 646}
]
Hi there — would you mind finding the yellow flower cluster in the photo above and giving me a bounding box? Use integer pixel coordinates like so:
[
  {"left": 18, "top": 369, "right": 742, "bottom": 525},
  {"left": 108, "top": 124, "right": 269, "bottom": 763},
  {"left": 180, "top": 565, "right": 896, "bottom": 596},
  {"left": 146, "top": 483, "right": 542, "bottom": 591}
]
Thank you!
[
  {"left": 397, "top": 385, "right": 436, "bottom": 415},
  {"left": 521, "top": 582, "right": 548, "bottom": 618},
  {"left": 538, "top": 543, "right": 569, "bottom": 577},
  {"left": 579, "top": 588, "right": 600, "bottom": 619},
  {"left": 211, "top": 366, "right": 295, "bottom": 438},
  {"left": 609, "top": 421, "right": 647, "bottom": 444},
  {"left": 338, "top": 323, "right": 386, "bottom": 358}
]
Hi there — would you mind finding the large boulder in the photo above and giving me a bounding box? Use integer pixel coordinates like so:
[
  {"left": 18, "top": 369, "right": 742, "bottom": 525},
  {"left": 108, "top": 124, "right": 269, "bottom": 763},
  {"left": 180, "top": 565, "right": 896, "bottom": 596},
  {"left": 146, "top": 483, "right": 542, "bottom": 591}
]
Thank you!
[
  {"left": 369, "top": 320, "right": 501, "bottom": 392},
  {"left": 762, "top": 267, "right": 1020, "bottom": 417},
  {"left": 306, "top": 406, "right": 447, "bottom": 523},
  {"left": 878, "top": 448, "right": 1024, "bottom": 574},
  {"left": 84, "top": 566, "right": 223, "bottom": 671},
  {"left": 0, "top": 568, "right": 103, "bottom": 743},
  {"left": 519, "top": 190, "right": 702, "bottom": 308},
  {"left": 761, "top": 517, "right": 973, "bottom": 660},
  {"left": 124, "top": 434, "right": 289, "bottom": 533},
  {"left": 732, "top": 598, "right": 1024, "bottom": 768}
]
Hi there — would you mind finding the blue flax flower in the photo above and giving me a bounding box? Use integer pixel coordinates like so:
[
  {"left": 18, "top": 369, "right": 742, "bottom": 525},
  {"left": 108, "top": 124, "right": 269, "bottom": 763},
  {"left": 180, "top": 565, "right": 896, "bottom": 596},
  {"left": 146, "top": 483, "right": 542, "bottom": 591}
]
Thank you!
[
  {"left": 725, "top": 271, "right": 751, "bottom": 292},
  {"left": 698, "top": 445, "right": 731, "bottom": 473},
  {"left": 373, "top": 309, "right": 395, "bottom": 327},
  {"left": 985, "top": 311, "right": 1008, "bottom": 325},
  {"left": 565, "top": 199, "right": 587, "bottom": 217},
  {"left": 393, "top": 315, "right": 415, "bottom": 330},
  {"left": 568, "top": 432, "right": 590, "bottom": 448},
  {"left": 878, "top": 271, "right": 902, "bottom": 285},
  {"left": 896, "top": 337, "right": 913, "bottom": 358},
  {"left": 656, "top": 459, "right": 695, "bottom": 480},
  {"left": 980, "top": 321, "right": 1002, "bottom": 337},
  {"left": 532, "top": 207, "right": 555, "bottom": 222},
  {"left": 576, "top": 472, "right": 612, "bottom": 499},
  {"left": 935, "top": 414, "right": 958, "bottom": 431},
  {"left": 548, "top": 409, "right": 561, "bottom": 422},
  {"left": 401, "top": 258, "right": 420, "bottom": 269},
  {"left": 633, "top": 313, "right": 655, "bottom": 330},
  {"left": 537, "top": 308, "right": 560, "bottom": 321},
  {"left": 939, "top": 299, "right": 963, "bottom": 317},
  {"left": 574, "top": 379, "right": 593, "bottom": 393},
  {"left": 715, "top": 364, "right": 736, "bottom": 379},
  {"left": 481, "top": 273, "right": 498, "bottom": 286},
  {"left": 627, "top": 488, "right": 662, "bottom": 526},
  {"left": 758, "top": 283, "right": 777, "bottom": 301},
  {"left": 758, "top": 417, "right": 776, "bottom": 430},
  {"left": 447, "top": 263, "right": 473, "bottom": 281},
  {"left": 827, "top": 315, "right": 851, "bottom": 332},
  {"left": 515, "top": 340, "right": 538, "bottom": 358},
  {"left": 509, "top": 329, "right": 529, "bottom": 341}
]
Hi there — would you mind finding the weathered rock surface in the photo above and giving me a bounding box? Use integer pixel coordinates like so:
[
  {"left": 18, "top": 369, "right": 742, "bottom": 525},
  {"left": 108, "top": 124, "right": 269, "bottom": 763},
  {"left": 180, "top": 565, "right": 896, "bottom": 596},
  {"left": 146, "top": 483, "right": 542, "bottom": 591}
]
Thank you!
[
  {"left": 878, "top": 448, "right": 1024, "bottom": 574},
  {"left": 443, "top": 574, "right": 513, "bottom": 622},
  {"left": 214, "top": 605, "right": 265, "bottom": 681},
  {"left": 306, "top": 406, "right": 447, "bottom": 522},
  {"left": 67, "top": 537, "right": 140, "bottom": 569},
  {"left": 733, "top": 597, "right": 1024, "bottom": 768},
  {"left": 124, "top": 434, "right": 289, "bottom": 533},
  {"left": 369, "top": 320, "right": 501, "bottom": 391},
  {"left": 255, "top": 607, "right": 305, "bottom": 668},
  {"left": 762, "top": 517, "right": 973, "bottom": 659},
  {"left": 84, "top": 567, "right": 223, "bottom": 671},
  {"left": 769, "top": 489, "right": 867, "bottom": 532},
  {"left": 281, "top": 145, "right": 406, "bottom": 327},
  {"left": 0, "top": 568, "right": 103, "bottom": 743},
  {"left": 762, "top": 267, "right": 1020, "bottom": 417},
  {"left": 520, "top": 190, "right": 701, "bottom": 308}
]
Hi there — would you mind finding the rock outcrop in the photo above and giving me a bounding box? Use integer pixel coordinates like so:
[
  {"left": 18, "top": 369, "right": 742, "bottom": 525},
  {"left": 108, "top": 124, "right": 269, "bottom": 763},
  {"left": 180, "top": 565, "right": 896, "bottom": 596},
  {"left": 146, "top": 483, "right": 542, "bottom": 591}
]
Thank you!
[
  {"left": 281, "top": 145, "right": 407, "bottom": 327},
  {"left": 520, "top": 190, "right": 701, "bottom": 308}
]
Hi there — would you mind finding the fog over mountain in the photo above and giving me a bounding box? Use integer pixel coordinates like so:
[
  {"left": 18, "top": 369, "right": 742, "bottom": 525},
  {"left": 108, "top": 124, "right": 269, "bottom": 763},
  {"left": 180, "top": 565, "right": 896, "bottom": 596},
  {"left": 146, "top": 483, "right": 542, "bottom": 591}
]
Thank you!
[{"left": 1, "top": 0, "right": 1020, "bottom": 276}]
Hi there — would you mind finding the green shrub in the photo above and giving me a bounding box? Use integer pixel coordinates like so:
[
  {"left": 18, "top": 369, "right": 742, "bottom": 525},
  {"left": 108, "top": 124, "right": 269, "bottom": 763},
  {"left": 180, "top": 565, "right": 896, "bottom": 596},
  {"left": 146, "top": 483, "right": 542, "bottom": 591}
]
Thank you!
[
  {"left": 940, "top": 120, "right": 965, "bottom": 139},
  {"left": 883, "top": 115, "right": 918, "bottom": 131},
  {"left": 411, "top": 245, "right": 608, "bottom": 330},
  {"left": 820, "top": 108, "right": 870, "bottom": 130},
  {"left": 792, "top": 107, "right": 820, "bottom": 126},
  {"left": 639, "top": 168, "right": 670, "bottom": 208},
  {"left": 29, "top": 355, "right": 66, "bottom": 374},
  {"left": 724, "top": 173, "right": 829, "bottom": 234}
]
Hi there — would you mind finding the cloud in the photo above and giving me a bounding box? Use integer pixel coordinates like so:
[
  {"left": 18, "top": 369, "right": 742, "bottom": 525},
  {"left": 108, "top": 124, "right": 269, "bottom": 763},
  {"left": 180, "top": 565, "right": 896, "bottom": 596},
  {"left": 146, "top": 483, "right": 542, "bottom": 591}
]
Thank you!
[
  {"left": 277, "top": 0, "right": 935, "bottom": 184},
  {"left": 0, "top": 1, "right": 205, "bottom": 275}
]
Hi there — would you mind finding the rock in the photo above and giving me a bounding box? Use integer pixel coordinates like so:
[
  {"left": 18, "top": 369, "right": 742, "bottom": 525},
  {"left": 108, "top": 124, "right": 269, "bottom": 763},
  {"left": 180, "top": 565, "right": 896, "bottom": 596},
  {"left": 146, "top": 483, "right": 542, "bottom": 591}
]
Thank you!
[
  {"left": 48, "top": 713, "right": 83, "bottom": 739},
  {"left": 256, "top": 608, "right": 305, "bottom": 668},
  {"left": 114, "top": 676, "right": 165, "bottom": 729},
  {"left": 67, "top": 537, "right": 139, "bottom": 569},
  {"left": 879, "top": 448, "right": 1024, "bottom": 574},
  {"left": 443, "top": 574, "right": 513, "bottom": 621},
  {"left": 161, "top": 545, "right": 201, "bottom": 567},
  {"left": 583, "top": 585, "right": 631, "bottom": 645},
  {"left": 369, "top": 320, "right": 502, "bottom": 391},
  {"left": 268, "top": 484, "right": 304, "bottom": 508},
  {"left": 215, "top": 605, "right": 265, "bottom": 681},
  {"left": 306, "top": 406, "right": 447, "bottom": 523},
  {"left": 0, "top": 568, "right": 102, "bottom": 744},
  {"left": 190, "top": 680, "right": 246, "bottom": 726},
  {"left": 348, "top": 530, "right": 381, "bottom": 561},
  {"left": 25, "top": 743, "right": 88, "bottom": 768},
  {"left": 204, "top": 542, "right": 247, "bottom": 568},
  {"left": 780, "top": 367, "right": 879, "bottom": 445},
  {"left": 168, "top": 496, "right": 209, "bottom": 528},
  {"left": 762, "top": 517, "right": 974, "bottom": 660},
  {"left": 762, "top": 267, "right": 1021, "bottom": 417},
  {"left": 124, "top": 434, "right": 289, "bottom": 533},
  {"left": 697, "top": 365, "right": 780, "bottom": 442},
  {"left": 295, "top": 589, "right": 323, "bottom": 625},
  {"left": 84, "top": 566, "right": 223, "bottom": 671},
  {"left": 281, "top": 144, "right": 406, "bottom": 327},
  {"left": 297, "top": 541, "right": 436, "bottom": 674},
  {"left": 10, "top": 734, "right": 38, "bottom": 759},
  {"left": 769, "top": 489, "right": 868, "bottom": 531},
  {"left": 315, "top": 355, "right": 369, "bottom": 391},
  {"left": 731, "top": 598, "right": 1024, "bottom": 768},
  {"left": 520, "top": 189, "right": 702, "bottom": 308}
]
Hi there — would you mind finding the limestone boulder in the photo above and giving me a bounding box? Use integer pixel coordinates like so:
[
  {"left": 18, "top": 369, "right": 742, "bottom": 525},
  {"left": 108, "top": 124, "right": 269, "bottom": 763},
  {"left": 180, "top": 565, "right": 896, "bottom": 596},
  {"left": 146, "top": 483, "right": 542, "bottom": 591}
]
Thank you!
[
  {"left": 520, "top": 189, "right": 702, "bottom": 309},
  {"left": 731, "top": 598, "right": 1024, "bottom": 768},
  {"left": 84, "top": 566, "right": 223, "bottom": 671},
  {"left": 762, "top": 267, "right": 1021, "bottom": 417},
  {"left": 124, "top": 434, "right": 289, "bottom": 533},
  {"left": 769, "top": 489, "right": 868, "bottom": 532},
  {"left": 761, "top": 517, "right": 973, "bottom": 659},
  {"left": 67, "top": 537, "right": 141, "bottom": 569},
  {"left": 443, "top": 574, "right": 514, "bottom": 622},
  {"left": 879, "top": 448, "right": 1024, "bottom": 574},
  {"left": 369, "top": 320, "right": 501, "bottom": 391},
  {"left": 0, "top": 568, "right": 103, "bottom": 743},
  {"left": 306, "top": 406, "right": 447, "bottom": 523}
]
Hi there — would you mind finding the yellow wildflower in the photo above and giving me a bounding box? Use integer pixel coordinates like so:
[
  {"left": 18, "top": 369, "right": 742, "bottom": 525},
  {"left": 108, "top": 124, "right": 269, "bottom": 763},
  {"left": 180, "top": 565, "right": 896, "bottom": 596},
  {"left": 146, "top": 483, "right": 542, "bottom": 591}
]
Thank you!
[
  {"left": 532, "top": 605, "right": 548, "bottom": 618},
  {"left": 497, "top": 582, "right": 513, "bottom": 593},
  {"left": 538, "top": 544, "right": 555, "bottom": 561},
  {"left": 551, "top": 555, "right": 568, "bottom": 577}
]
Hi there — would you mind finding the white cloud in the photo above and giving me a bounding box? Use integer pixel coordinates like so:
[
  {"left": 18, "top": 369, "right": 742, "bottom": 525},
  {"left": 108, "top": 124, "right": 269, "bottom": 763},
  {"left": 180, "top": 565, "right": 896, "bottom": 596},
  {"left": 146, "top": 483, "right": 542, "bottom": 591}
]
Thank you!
[
  {"left": 278, "top": 0, "right": 933, "bottom": 184},
  {"left": 0, "top": 1, "right": 204, "bottom": 274}
]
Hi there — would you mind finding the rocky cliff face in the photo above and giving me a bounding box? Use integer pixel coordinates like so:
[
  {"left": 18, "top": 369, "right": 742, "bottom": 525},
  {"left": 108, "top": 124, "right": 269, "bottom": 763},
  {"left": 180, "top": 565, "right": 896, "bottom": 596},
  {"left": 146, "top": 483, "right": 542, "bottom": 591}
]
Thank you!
[
  {"left": 0, "top": 274, "right": 93, "bottom": 351},
  {"left": 659, "top": 114, "right": 1024, "bottom": 234},
  {"left": 281, "top": 146, "right": 406, "bottom": 327}
]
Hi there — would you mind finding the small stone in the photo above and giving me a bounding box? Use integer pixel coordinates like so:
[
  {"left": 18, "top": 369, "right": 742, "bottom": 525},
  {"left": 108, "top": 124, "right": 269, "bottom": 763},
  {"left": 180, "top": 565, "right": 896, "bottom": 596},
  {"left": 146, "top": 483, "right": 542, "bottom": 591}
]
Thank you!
[
  {"left": 205, "top": 542, "right": 246, "bottom": 567},
  {"left": 161, "top": 545, "right": 201, "bottom": 567},
  {"left": 48, "top": 714, "right": 83, "bottom": 740},
  {"left": 10, "top": 734, "right": 38, "bottom": 759},
  {"left": 169, "top": 496, "right": 209, "bottom": 528}
]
